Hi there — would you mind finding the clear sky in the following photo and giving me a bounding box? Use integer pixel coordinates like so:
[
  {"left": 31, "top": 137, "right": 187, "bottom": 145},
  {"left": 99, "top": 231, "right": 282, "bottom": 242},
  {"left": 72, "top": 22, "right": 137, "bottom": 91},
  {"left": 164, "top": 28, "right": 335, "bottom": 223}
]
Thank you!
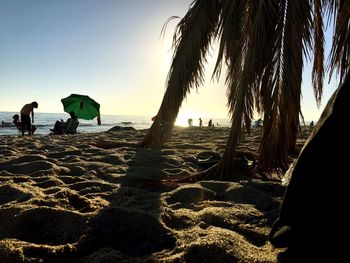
[{"left": 0, "top": 0, "right": 339, "bottom": 123}]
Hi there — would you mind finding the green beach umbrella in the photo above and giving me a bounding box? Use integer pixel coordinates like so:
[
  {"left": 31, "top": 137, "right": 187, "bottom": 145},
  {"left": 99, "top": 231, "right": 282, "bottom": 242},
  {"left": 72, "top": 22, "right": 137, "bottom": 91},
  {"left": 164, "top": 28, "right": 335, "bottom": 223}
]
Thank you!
[{"left": 61, "top": 94, "right": 100, "bottom": 121}]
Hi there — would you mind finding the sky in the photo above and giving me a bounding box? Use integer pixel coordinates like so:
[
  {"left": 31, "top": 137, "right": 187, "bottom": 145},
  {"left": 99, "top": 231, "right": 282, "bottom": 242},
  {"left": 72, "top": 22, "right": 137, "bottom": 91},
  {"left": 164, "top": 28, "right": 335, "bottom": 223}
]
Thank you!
[{"left": 0, "top": 0, "right": 340, "bottom": 123}]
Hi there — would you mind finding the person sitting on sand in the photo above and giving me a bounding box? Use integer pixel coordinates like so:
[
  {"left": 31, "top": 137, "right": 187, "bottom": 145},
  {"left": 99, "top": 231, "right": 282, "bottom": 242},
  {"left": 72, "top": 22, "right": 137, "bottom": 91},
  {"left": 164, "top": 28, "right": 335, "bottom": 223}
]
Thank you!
[
  {"left": 51, "top": 111, "right": 79, "bottom": 135},
  {"left": 13, "top": 114, "right": 37, "bottom": 135},
  {"left": 64, "top": 111, "right": 79, "bottom": 134},
  {"left": 50, "top": 119, "right": 65, "bottom": 135}
]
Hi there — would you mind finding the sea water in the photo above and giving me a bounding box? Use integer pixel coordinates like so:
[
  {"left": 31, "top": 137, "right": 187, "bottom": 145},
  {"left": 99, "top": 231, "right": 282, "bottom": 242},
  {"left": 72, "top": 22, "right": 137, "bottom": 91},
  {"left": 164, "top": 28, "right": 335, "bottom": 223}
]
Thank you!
[
  {"left": 0, "top": 112, "right": 231, "bottom": 136},
  {"left": 0, "top": 112, "right": 153, "bottom": 136}
]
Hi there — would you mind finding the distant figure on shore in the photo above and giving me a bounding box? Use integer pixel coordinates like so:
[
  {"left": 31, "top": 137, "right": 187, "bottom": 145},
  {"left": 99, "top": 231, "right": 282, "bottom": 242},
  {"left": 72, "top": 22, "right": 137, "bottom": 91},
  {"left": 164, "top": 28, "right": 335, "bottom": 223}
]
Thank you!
[
  {"left": 20, "top": 101, "right": 38, "bottom": 136},
  {"left": 13, "top": 114, "right": 37, "bottom": 135},
  {"left": 1, "top": 120, "right": 12, "bottom": 127},
  {"left": 199, "top": 118, "right": 203, "bottom": 127},
  {"left": 310, "top": 120, "right": 314, "bottom": 127},
  {"left": 208, "top": 119, "right": 213, "bottom": 127},
  {"left": 188, "top": 118, "right": 193, "bottom": 127},
  {"left": 50, "top": 111, "right": 79, "bottom": 135},
  {"left": 253, "top": 118, "right": 262, "bottom": 128}
]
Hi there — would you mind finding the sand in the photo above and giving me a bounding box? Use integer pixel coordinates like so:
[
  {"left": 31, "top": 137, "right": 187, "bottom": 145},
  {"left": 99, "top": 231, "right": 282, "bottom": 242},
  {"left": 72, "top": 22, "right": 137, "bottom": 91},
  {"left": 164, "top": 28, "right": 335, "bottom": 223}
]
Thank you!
[{"left": 0, "top": 126, "right": 310, "bottom": 262}]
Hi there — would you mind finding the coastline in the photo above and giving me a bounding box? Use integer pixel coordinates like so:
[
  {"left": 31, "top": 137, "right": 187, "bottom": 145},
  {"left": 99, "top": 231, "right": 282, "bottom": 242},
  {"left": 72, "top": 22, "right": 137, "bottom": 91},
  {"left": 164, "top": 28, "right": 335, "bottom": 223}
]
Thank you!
[
  {"left": 0, "top": 126, "right": 311, "bottom": 262},
  {"left": 0, "top": 112, "right": 233, "bottom": 136}
]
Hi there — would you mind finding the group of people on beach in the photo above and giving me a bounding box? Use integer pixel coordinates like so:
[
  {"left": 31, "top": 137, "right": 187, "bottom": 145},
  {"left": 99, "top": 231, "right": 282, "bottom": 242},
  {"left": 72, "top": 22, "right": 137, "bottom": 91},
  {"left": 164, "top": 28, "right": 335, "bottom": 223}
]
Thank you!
[
  {"left": 50, "top": 111, "right": 79, "bottom": 135},
  {"left": 10, "top": 101, "right": 79, "bottom": 136},
  {"left": 188, "top": 117, "right": 215, "bottom": 127},
  {"left": 11, "top": 101, "right": 39, "bottom": 136}
]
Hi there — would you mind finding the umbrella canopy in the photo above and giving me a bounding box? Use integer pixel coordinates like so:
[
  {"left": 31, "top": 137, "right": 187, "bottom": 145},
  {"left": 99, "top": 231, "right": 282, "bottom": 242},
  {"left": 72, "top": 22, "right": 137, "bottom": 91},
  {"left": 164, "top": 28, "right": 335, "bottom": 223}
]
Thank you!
[{"left": 61, "top": 94, "right": 100, "bottom": 120}]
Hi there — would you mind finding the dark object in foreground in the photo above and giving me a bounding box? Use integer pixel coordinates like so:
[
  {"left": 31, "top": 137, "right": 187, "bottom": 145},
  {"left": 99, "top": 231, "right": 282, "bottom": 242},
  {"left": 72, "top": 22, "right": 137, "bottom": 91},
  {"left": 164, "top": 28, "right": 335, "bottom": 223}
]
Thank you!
[
  {"left": 107, "top": 126, "right": 136, "bottom": 132},
  {"left": 192, "top": 151, "right": 221, "bottom": 170},
  {"left": 269, "top": 74, "right": 349, "bottom": 261}
]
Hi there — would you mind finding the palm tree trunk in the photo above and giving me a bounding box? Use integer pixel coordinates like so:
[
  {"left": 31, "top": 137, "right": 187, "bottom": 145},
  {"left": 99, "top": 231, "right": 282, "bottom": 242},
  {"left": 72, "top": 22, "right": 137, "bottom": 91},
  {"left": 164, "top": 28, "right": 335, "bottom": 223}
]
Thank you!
[
  {"left": 203, "top": 76, "right": 247, "bottom": 181},
  {"left": 140, "top": 91, "right": 179, "bottom": 148},
  {"left": 204, "top": 124, "right": 238, "bottom": 181}
]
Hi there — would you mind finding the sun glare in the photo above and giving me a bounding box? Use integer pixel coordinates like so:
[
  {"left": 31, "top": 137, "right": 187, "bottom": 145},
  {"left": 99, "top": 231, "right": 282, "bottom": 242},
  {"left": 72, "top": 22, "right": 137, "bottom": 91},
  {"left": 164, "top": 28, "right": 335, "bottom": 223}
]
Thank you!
[{"left": 175, "top": 112, "right": 203, "bottom": 127}]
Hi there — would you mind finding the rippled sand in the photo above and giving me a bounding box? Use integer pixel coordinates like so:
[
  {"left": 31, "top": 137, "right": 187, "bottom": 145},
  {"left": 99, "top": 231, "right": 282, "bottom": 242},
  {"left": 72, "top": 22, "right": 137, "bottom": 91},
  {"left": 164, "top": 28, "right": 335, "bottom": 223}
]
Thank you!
[{"left": 0, "top": 126, "right": 310, "bottom": 262}]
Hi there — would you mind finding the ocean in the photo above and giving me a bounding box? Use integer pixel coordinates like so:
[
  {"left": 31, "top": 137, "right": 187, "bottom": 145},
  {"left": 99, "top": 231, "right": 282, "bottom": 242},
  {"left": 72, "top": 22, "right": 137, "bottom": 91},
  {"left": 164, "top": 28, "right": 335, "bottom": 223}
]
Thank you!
[{"left": 0, "top": 112, "right": 231, "bottom": 136}]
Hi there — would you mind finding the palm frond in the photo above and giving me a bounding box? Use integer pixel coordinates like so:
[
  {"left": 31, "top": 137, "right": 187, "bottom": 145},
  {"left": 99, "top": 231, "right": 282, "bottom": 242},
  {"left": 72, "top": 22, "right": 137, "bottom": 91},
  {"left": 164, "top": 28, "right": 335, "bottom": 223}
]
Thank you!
[
  {"left": 312, "top": 0, "right": 325, "bottom": 106},
  {"left": 159, "top": 16, "right": 180, "bottom": 39},
  {"left": 141, "top": 0, "right": 222, "bottom": 147},
  {"left": 328, "top": 0, "right": 350, "bottom": 82},
  {"left": 258, "top": 0, "right": 313, "bottom": 171},
  {"left": 142, "top": 0, "right": 348, "bottom": 175},
  {"left": 160, "top": 0, "right": 222, "bottom": 119},
  {"left": 213, "top": 0, "right": 285, "bottom": 177}
]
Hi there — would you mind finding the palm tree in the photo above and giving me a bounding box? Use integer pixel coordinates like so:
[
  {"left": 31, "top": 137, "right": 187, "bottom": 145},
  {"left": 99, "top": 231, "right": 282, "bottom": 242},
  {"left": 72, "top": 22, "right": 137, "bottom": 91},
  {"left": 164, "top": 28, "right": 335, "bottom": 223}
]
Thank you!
[{"left": 141, "top": 0, "right": 350, "bottom": 180}]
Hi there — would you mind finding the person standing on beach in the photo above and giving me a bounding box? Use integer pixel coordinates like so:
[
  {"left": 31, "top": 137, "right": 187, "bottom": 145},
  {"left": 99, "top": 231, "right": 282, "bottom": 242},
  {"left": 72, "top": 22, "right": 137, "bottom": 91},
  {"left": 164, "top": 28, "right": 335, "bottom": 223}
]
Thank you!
[
  {"left": 188, "top": 118, "right": 193, "bottom": 127},
  {"left": 199, "top": 117, "right": 203, "bottom": 127},
  {"left": 20, "top": 101, "right": 38, "bottom": 136}
]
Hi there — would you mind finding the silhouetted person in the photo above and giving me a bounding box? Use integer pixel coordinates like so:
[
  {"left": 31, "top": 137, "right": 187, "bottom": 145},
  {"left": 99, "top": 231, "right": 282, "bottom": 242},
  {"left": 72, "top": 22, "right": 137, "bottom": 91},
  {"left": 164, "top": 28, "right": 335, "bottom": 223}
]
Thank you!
[
  {"left": 51, "top": 111, "right": 79, "bottom": 135},
  {"left": 13, "top": 114, "right": 36, "bottom": 135},
  {"left": 188, "top": 118, "right": 193, "bottom": 127},
  {"left": 208, "top": 119, "right": 213, "bottom": 127},
  {"left": 20, "top": 101, "right": 38, "bottom": 136},
  {"left": 255, "top": 118, "right": 262, "bottom": 127},
  {"left": 199, "top": 118, "right": 203, "bottom": 127},
  {"left": 64, "top": 111, "right": 79, "bottom": 134},
  {"left": 50, "top": 119, "right": 65, "bottom": 135}
]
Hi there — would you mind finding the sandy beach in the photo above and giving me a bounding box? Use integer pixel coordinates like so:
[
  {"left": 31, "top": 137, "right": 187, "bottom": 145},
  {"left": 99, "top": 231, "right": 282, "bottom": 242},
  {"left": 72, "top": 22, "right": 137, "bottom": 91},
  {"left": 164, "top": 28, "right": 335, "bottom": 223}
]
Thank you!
[{"left": 0, "top": 126, "right": 311, "bottom": 262}]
